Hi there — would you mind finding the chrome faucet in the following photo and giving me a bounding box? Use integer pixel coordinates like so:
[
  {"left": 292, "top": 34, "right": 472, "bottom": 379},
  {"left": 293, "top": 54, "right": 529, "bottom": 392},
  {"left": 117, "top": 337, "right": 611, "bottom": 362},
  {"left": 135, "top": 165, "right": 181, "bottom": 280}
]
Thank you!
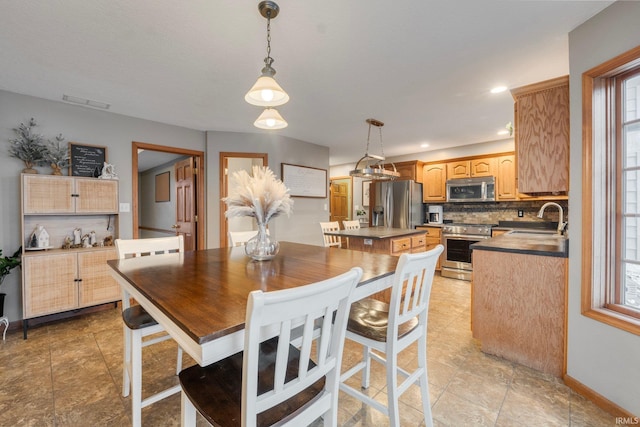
[{"left": 537, "top": 202, "right": 566, "bottom": 235}]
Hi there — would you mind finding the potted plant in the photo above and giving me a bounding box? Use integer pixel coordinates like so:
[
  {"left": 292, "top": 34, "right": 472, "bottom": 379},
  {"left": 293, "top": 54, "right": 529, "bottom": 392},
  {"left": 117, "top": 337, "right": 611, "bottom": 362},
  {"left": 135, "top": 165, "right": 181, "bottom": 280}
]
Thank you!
[
  {"left": 43, "top": 134, "right": 70, "bottom": 176},
  {"left": 8, "top": 118, "right": 48, "bottom": 174},
  {"left": 0, "top": 248, "right": 21, "bottom": 317}
]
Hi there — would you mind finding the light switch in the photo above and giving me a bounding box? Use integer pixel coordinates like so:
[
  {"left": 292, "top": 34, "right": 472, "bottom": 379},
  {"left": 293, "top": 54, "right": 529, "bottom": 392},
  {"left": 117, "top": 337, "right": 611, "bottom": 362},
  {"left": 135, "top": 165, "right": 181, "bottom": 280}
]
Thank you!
[{"left": 120, "top": 203, "right": 130, "bottom": 213}]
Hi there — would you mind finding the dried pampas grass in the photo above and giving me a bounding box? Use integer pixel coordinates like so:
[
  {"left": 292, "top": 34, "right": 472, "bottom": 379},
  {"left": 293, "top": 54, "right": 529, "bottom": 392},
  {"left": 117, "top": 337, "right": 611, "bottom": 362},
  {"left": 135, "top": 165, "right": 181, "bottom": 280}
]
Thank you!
[{"left": 222, "top": 166, "right": 293, "bottom": 224}]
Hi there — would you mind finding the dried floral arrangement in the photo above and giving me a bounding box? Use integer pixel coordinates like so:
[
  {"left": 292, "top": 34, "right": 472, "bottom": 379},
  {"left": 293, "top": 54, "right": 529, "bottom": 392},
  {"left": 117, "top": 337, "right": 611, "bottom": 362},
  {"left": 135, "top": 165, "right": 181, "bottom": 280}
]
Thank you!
[
  {"left": 222, "top": 166, "right": 293, "bottom": 224},
  {"left": 8, "top": 118, "right": 48, "bottom": 173}
]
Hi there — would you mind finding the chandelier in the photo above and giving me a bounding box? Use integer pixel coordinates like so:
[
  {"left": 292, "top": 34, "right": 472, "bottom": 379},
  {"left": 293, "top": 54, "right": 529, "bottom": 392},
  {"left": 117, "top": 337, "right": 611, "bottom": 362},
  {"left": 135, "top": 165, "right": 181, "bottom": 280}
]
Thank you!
[
  {"left": 349, "top": 119, "right": 399, "bottom": 180},
  {"left": 245, "top": 1, "right": 289, "bottom": 130}
]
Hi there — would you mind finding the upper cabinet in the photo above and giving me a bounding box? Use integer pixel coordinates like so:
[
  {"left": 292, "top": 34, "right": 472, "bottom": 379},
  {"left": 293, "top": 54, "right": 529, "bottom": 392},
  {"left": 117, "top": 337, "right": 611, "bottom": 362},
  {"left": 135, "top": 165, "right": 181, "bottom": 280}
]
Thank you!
[
  {"left": 496, "top": 155, "right": 517, "bottom": 200},
  {"left": 447, "top": 159, "right": 495, "bottom": 179},
  {"left": 386, "top": 160, "right": 424, "bottom": 182},
  {"left": 422, "top": 163, "right": 447, "bottom": 202},
  {"left": 511, "top": 76, "right": 569, "bottom": 194},
  {"left": 23, "top": 175, "right": 119, "bottom": 214}
]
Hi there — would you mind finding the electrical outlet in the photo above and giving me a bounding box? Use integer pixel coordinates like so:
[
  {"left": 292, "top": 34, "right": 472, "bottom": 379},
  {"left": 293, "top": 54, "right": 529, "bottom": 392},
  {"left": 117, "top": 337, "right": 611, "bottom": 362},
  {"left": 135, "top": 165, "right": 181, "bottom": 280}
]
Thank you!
[{"left": 518, "top": 210, "right": 524, "bottom": 217}]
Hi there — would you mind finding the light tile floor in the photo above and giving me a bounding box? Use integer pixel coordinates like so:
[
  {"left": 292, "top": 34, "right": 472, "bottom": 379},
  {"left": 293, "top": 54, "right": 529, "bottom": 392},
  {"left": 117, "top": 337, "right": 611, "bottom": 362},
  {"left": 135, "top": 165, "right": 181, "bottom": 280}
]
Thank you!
[{"left": 0, "top": 274, "right": 616, "bottom": 426}]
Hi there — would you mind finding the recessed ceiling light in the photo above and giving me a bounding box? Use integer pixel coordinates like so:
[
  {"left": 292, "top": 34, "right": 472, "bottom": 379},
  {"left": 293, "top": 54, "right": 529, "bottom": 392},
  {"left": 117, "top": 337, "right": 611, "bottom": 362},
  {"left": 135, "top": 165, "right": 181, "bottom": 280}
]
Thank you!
[
  {"left": 497, "top": 129, "right": 509, "bottom": 135},
  {"left": 420, "top": 143, "right": 430, "bottom": 148},
  {"left": 490, "top": 86, "right": 508, "bottom": 94}
]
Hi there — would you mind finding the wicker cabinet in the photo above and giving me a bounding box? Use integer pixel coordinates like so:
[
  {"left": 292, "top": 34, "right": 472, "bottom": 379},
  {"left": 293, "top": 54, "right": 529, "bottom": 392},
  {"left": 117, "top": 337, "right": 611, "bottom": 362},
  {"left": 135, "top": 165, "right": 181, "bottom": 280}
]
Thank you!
[
  {"left": 511, "top": 76, "right": 569, "bottom": 194},
  {"left": 21, "top": 174, "right": 120, "bottom": 336}
]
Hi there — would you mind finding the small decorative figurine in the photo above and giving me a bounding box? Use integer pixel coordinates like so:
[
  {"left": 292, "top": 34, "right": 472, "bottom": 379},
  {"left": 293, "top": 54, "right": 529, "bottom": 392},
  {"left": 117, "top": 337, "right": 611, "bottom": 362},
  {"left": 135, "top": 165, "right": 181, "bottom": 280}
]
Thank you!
[
  {"left": 82, "top": 234, "right": 91, "bottom": 248},
  {"left": 103, "top": 235, "right": 114, "bottom": 246},
  {"left": 62, "top": 236, "right": 72, "bottom": 250},
  {"left": 99, "top": 162, "right": 118, "bottom": 180},
  {"left": 29, "top": 224, "right": 50, "bottom": 248},
  {"left": 89, "top": 231, "right": 97, "bottom": 246},
  {"left": 73, "top": 228, "right": 82, "bottom": 245}
]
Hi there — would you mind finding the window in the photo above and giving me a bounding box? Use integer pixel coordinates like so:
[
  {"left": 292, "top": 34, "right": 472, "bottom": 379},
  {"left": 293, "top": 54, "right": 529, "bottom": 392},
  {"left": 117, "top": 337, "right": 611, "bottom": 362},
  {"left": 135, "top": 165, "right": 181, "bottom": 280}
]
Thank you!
[{"left": 583, "top": 45, "right": 640, "bottom": 335}]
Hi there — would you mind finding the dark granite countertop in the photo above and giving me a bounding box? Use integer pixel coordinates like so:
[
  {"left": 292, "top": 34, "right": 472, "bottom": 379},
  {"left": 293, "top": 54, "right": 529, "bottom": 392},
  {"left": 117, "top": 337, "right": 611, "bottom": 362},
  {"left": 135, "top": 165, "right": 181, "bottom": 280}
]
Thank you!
[
  {"left": 471, "top": 231, "right": 568, "bottom": 258},
  {"left": 323, "top": 227, "right": 426, "bottom": 239}
]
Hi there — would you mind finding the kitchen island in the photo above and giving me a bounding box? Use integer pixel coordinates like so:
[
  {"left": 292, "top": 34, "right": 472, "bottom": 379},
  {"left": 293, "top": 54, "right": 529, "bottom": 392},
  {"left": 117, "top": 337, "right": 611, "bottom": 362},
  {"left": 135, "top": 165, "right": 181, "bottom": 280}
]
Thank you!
[
  {"left": 470, "top": 232, "right": 568, "bottom": 376},
  {"left": 322, "top": 227, "right": 427, "bottom": 255}
]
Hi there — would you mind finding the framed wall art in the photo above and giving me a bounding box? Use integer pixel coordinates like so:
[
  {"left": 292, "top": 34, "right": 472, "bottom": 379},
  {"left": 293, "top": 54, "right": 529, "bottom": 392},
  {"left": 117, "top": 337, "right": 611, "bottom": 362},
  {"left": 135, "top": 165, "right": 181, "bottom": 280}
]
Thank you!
[
  {"left": 155, "top": 171, "right": 170, "bottom": 202},
  {"left": 281, "top": 163, "right": 327, "bottom": 198},
  {"left": 69, "top": 142, "right": 107, "bottom": 177}
]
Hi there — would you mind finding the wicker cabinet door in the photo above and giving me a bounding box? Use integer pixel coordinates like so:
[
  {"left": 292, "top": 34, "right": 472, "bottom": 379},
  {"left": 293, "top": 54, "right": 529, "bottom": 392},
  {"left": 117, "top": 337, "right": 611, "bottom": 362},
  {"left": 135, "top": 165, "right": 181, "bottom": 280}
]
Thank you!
[
  {"left": 23, "top": 253, "right": 77, "bottom": 318},
  {"left": 23, "top": 175, "right": 75, "bottom": 214},
  {"left": 78, "top": 249, "right": 120, "bottom": 307},
  {"left": 75, "top": 179, "right": 119, "bottom": 213}
]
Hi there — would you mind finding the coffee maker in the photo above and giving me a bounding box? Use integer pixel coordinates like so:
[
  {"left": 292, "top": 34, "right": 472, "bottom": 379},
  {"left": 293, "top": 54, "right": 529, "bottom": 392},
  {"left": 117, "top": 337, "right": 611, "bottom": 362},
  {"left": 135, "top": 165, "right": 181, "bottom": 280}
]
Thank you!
[{"left": 427, "top": 205, "right": 443, "bottom": 224}]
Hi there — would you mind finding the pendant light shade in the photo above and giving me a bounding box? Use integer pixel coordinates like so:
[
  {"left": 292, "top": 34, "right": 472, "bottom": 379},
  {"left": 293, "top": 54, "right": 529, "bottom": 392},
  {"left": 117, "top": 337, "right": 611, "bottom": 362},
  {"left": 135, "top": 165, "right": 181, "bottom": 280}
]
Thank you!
[
  {"left": 349, "top": 118, "right": 400, "bottom": 180},
  {"left": 254, "top": 108, "right": 288, "bottom": 130},
  {"left": 246, "top": 1, "right": 289, "bottom": 111},
  {"left": 245, "top": 74, "right": 289, "bottom": 107}
]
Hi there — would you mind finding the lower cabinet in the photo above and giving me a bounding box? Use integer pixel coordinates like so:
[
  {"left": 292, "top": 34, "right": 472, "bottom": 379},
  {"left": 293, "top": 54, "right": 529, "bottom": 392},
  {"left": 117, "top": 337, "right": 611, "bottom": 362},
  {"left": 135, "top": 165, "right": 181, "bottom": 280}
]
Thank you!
[
  {"left": 416, "top": 226, "right": 442, "bottom": 271},
  {"left": 23, "top": 248, "right": 120, "bottom": 320}
]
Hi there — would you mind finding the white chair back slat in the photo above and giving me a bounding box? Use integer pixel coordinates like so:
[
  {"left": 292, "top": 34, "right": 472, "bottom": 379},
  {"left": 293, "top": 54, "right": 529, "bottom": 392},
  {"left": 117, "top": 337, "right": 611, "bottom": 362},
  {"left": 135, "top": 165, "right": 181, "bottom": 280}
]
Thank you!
[
  {"left": 228, "top": 230, "right": 266, "bottom": 247},
  {"left": 342, "top": 220, "right": 360, "bottom": 230},
  {"left": 115, "top": 235, "right": 184, "bottom": 259},
  {"left": 243, "top": 266, "right": 362, "bottom": 424},
  {"left": 319, "top": 221, "right": 341, "bottom": 248}
]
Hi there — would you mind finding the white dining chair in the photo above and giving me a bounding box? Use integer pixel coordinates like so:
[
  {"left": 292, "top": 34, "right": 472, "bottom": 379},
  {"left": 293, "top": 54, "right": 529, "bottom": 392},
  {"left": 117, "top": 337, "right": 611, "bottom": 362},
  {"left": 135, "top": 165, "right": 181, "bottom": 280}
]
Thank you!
[
  {"left": 228, "top": 229, "right": 272, "bottom": 247},
  {"left": 341, "top": 220, "right": 360, "bottom": 249},
  {"left": 319, "top": 221, "right": 342, "bottom": 248},
  {"left": 340, "top": 245, "right": 444, "bottom": 427},
  {"left": 115, "top": 235, "right": 185, "bottom": 427},
  {"left": 228, "top": 230, "right": 259, "bottom": 247},
  {"left": 342, "top": 220, "right": 360, "bottom": 230},
  {"left": 179, "top": 267, "right": 363, "bottom": 427}
]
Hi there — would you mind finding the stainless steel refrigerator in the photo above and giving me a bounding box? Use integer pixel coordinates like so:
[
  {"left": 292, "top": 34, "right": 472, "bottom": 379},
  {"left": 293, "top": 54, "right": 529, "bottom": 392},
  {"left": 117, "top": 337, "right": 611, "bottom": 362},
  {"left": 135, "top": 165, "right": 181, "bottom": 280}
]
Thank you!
[{"left": 373, "top": 180, "right": 423, "bottom": 229}]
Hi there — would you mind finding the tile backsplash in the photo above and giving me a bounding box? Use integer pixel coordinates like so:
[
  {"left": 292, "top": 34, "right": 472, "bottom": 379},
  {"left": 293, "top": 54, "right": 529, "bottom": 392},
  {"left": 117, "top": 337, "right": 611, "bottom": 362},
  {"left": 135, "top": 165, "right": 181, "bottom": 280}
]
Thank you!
[{"left": 427, "top": 200, "right": 568, "bottom": 225}]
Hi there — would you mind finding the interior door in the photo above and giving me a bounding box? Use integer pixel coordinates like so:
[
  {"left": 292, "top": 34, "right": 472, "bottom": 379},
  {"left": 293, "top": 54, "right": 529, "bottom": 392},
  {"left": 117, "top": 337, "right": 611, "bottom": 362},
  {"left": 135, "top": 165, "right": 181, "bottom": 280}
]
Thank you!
[
  {"left": 330, "top": 181, "right": 349, "bottom": 224},
  {"left": 175, "top": 157, "right": 196, "bottom": 250}
]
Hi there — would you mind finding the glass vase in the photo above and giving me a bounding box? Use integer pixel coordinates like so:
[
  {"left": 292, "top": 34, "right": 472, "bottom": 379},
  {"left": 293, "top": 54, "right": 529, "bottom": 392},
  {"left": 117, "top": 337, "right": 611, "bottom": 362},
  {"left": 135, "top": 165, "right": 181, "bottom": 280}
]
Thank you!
[{"left": 245, "top": 222, "right": 279, "bottom": 261}]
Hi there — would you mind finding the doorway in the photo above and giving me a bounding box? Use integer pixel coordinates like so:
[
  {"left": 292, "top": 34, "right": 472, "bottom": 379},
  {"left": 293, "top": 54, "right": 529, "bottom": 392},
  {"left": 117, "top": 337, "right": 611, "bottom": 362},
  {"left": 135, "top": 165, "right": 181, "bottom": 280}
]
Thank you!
[
  {"left": 132, "top": 141, "right": 206, "bottom": 250},
  {"left": 329, "top": 176, "right": 352, "bottom": 225},
  {"left": 219, "top": 152, "right": 268, "bottom": 248}
]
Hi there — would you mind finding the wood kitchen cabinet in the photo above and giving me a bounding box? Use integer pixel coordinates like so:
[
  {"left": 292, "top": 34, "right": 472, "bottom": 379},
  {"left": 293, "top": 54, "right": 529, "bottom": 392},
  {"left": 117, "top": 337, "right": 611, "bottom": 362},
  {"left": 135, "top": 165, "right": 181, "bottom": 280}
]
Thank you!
[
  {"left": 21, "top": 174, "right": 120, "bottom": 337},
  {"left": 385, "top": 160, "right": 424, "bottom": 182},
  {"left": 496, "top": 155, "right": 517, "bottom": 200},
  {"left": 447, "top": 158, "right": 495, "bottom": 179},
  {"left": 511, "top": 76, "right": 569, "bottom": 194},
  {"left": 415, "top": 226, "right": 442, "bottom": 271},
  {"left": 422, "top": 163, "right": 447, "bottom": 202}
]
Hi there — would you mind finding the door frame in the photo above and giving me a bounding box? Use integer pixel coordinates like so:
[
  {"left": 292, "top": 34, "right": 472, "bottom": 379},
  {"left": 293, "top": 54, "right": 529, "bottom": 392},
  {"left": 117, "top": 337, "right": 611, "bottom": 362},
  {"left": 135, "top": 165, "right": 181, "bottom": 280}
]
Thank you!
[
  {"left": 132, "top": 141, "right": 206, "bottom": 249},
  {"left": 219, "top": 152, "right": 268, "bottom": 248}
]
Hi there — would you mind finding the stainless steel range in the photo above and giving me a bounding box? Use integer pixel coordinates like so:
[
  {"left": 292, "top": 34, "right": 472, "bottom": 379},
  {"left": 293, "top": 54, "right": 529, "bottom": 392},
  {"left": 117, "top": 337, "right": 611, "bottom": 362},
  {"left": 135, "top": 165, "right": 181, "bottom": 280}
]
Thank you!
[{"left": 441, "top": 223, "right": 493, "bottom": 281}]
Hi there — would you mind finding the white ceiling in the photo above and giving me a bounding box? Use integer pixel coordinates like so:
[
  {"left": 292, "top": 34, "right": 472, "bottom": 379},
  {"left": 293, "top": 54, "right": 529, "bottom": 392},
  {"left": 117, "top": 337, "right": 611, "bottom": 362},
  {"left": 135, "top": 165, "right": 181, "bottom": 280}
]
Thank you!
[{"left": 0, "top": 1, "right": 613, "bottom": 166}]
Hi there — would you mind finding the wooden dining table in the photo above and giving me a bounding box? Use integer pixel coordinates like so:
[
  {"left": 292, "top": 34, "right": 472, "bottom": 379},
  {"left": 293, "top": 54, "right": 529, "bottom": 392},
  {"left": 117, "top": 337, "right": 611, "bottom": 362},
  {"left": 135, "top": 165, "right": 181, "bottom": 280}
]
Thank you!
[{"left": 108, "top": 241, "right": 399, "bottom": 366}]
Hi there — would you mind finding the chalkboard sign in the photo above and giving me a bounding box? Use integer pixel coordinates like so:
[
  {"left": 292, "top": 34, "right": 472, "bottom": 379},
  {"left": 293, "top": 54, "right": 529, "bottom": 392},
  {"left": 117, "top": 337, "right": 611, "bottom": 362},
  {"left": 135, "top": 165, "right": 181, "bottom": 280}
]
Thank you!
[
  {"left": 69, "top": 143, "right": 107, "bottom": 177},
  {"left": 281, "top": 163, "right": 327, "bottom": 198}
]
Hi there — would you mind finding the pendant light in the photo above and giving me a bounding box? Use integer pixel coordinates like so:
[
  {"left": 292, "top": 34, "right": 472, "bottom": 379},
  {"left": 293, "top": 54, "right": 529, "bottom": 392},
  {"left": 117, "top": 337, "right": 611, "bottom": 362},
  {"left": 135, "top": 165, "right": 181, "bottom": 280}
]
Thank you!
[
  {"left": 254, "top": 107, "right": 288, "bottom": 130},
  {"left": 245, "top": 1, "right": 289, "bottom": 108},
  {"left": 349, "top": 119, "right": 400, "bottom": 180}
]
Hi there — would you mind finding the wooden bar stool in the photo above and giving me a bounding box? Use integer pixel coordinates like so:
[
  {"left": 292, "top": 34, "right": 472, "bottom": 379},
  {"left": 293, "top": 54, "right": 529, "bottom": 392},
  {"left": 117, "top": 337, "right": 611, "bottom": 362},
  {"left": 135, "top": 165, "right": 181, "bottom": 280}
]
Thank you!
[
  {"left": 340, "top": 245, "right": 444, "bottom": 427},
  {"left": 115, "top": 236, "right": 185, "bottom": 427},
  {"left": 179, "top": 267, "right": 363, "bottom": 427}
]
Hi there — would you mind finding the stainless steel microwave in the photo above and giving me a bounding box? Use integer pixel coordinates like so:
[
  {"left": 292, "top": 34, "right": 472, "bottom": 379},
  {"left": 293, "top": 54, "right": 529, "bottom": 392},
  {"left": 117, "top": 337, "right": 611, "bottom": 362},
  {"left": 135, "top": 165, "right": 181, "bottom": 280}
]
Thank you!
[{"left": 446, "top": 176, "right": 495, "bottom": 202}]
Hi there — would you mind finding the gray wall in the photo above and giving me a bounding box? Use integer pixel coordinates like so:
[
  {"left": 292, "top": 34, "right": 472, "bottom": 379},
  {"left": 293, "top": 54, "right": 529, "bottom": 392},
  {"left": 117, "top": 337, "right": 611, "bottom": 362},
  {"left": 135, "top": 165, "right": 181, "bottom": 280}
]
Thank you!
[
  {"left": 139, "top": 159, "right": 186, "bottom": 237},
  {"left": 0, "top": 90, "right": 206, "bottom": 322},
  {"left": 568, "top": 1, "right": 640, "bottom": 415},
  {"left": 0, "top": 90, "right": 332, "bottom": 322},
  {"left": 206, "top": 131, "right": 330, "bottom": 248}
]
